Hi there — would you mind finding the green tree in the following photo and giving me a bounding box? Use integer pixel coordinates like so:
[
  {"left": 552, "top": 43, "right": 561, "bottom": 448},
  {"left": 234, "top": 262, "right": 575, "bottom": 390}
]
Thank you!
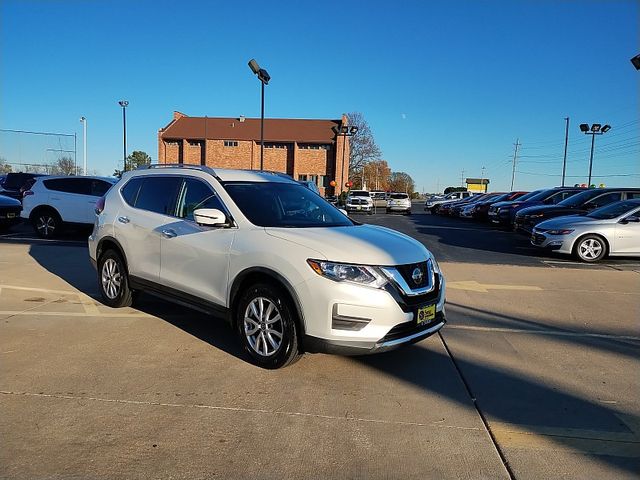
[{"left": 114, "top": 151, "right": 151, "bottom": 177}]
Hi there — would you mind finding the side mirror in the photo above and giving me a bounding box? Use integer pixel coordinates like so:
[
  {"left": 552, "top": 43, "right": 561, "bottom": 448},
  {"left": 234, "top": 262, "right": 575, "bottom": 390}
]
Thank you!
[
  {"left": 621, "top": 215, "right": 640, "bottom": 224},
  {"left": 193, "top": 208, "right": 228, "bottom": 227}
]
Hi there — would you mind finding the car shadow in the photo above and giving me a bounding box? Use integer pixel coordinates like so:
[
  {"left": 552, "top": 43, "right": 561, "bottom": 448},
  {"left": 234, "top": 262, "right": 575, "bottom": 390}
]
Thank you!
[
  {"left": 354, "top": 340, "right": 640, "bottom": 475},
  {"left": 26, "top": 242, "right": 249, "bottom": 363}
]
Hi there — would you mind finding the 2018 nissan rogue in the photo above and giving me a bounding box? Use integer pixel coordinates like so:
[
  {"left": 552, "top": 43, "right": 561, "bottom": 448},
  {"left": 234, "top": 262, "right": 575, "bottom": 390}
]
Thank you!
[{"left": 88, "top": 165, "right": 446, "bottom": 368}]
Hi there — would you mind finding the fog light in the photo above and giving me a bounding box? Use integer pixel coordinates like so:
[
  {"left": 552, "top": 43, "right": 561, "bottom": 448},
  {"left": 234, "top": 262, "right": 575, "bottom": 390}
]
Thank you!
[{"left": 331, "top": 305, "right": 371, "bottom": 331}]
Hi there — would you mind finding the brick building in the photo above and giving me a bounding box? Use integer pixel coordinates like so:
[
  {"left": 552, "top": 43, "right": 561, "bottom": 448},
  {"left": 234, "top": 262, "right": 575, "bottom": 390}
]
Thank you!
[{"left": 158, "top": 112, "right": 351, "bottom": 195}]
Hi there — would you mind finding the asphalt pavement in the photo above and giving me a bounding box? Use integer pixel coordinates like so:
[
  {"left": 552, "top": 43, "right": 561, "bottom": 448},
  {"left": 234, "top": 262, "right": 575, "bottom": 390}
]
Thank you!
[{"left": 1, "top": 207, "right": 638, "bottom": 479}]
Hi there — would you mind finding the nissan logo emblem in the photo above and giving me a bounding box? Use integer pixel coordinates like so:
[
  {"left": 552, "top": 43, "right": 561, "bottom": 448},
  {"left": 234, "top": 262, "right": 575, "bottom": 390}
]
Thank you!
[{"left": 411, "top": 267, "right": 423, "bottom": 285}]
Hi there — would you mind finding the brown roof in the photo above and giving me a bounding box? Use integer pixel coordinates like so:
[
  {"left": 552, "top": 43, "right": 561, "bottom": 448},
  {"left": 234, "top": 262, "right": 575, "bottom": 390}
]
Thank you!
[{"left": 160, "top": 115, "right": 342, "bottom": 143}]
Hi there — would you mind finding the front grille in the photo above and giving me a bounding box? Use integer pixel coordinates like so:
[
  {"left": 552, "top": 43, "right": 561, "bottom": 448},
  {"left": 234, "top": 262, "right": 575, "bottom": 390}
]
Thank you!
[
  {"left": 396, "top": 261, "right": 430, "bottom": 289},
  {"left": 532, "top": 233, "right": 546, "bottom": 245},
  {"left": 350, "top": 198, "right": 364, "bottom": 205},
  {"left": 379, "top": 311, "right": 446, "bottom": 343},
  {"left": 385, "top": 274, "right": 440, "bottom": 311}
]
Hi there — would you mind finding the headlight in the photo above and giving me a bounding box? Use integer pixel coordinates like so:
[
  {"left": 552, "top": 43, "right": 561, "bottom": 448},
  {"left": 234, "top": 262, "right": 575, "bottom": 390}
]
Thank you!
[
  {"left": 530, "top": 213, "right": 544, "bottom": 218},
  {"left": 307, "top": 260, "right": 388, "bottom": 288},
  {"left": 427, "top": 252, "right": 441, "bottom": 275},
  {"left": 546, "top": 229, "right": 574, "bottom": 235}
]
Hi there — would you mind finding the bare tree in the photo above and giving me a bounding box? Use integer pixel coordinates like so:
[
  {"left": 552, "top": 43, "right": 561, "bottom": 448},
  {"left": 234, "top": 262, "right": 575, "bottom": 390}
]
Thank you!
[
  {"left": 0, "top": 157, "right": 12, "bottom": 174},
  {"left": 347, "top": 112, "right": 382, "bottom": 178},
  {"left": 52, "top": 157, "right": 78, "bottom": 175}
]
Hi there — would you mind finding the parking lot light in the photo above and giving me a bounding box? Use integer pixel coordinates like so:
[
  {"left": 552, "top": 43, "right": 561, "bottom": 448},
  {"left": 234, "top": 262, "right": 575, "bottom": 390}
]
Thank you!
[
  {"left": 580, "top": 122, "right": 610, "bottom": 186},
  {"left": 248, "top": 59, "right": 270, "bottom": 170}
]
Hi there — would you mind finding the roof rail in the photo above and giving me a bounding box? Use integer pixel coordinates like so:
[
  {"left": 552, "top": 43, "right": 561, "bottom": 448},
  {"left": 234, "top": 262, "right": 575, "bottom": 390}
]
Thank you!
[{"left": 138, "top": 163, "right": 217, "bottom": 176}]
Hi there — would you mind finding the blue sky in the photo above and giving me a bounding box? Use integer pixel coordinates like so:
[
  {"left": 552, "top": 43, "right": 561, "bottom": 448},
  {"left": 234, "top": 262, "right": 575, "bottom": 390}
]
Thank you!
[{"left": 1, "top": 0, "right": 638, "bottom": 192}]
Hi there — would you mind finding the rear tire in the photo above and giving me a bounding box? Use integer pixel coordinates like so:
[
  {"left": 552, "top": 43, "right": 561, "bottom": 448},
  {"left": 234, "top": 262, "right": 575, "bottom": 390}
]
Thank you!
[
  {"left": 98, "top": 249, "right": 134, "bottom": 307},
  {"left": 236, "top": 283, "right": 300, "bottom": 369},
  {"left": 574, "top": 235, "right": 607, "bottom": 263},
  {"left": 32, "top": 208, "right": 61, "bottom": 239}
]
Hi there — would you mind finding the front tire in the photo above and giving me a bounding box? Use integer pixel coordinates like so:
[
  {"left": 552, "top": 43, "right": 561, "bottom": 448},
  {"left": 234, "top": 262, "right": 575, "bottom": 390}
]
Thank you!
[
  {"left": 236, "top": 283, "right": 300, "bottom": 369},
  {"left": 98, "top": 249, "right": 134, "bottom": 307},
  {"left": 574, "top": 235, "right": 607, "bottom": 263}
]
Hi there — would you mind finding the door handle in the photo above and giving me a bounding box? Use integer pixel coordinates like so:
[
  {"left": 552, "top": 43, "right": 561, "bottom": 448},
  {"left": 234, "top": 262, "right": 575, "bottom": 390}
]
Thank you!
[
  {"left": 162, "top": 229, "right": 177, "bottom": 238},
  {"left": 117, "top": 216, "right": 130, "bottom": 224}
]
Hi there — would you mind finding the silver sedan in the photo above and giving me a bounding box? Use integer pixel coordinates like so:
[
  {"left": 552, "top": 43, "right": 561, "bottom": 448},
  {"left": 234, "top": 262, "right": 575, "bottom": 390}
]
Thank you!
[{"left": 531, "top": 199, "right": 640, "bottom": 262}]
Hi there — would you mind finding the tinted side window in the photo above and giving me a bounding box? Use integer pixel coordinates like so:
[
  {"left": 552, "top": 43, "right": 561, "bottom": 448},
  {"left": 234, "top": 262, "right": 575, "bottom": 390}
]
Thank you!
[
  {"left": 546, "top": 191, "right": 576, "bottom": 204},
  {"left": 135, "top": 177, "right": 182, "bottom": 215},
  {"left": 587, "top": 192, "right": 622, "bottom": 209},
  {"left": 44, "top": 178, "right": 90, "bottom": 195},
  {"left": 625, "top": 192, "right": 640, "bottom": 200},
  {"left": 91, "top": 180, "right": 113, "bottom": 197},
  {"left": 121, "top": 178, "right": 142, "bottom": 206},
  {"left": 176, "top": 178, "right": 225, "bottom": 221}
]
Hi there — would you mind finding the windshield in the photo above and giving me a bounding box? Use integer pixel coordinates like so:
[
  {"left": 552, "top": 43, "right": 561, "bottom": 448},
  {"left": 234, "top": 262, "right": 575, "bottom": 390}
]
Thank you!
[
  {"left": 390, "top": 193, "right": 408, "bottom": 199},
  {"left": 511, "top": 189, "right": 547, "bottom": 202},
  {"left": 587, "top": 200, "right": 640, "bottom": 220},
  {"left": 223, "top": 182, "right": 354, "bottom": 228},
  {"left": 558, "top": 189, "right": 604, "bottom": 207},
  {"left": 482, "top": 193, "right": 508, "bottom": 203},
  {"left": 349, "top": 190, "right": 370, "bottom": 197}
]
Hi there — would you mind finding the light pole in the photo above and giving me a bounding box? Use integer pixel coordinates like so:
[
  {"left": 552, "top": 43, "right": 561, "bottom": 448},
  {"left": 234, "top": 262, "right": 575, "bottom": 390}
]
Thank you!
[
  {"left": 248, "top": 59, "right": 270, "bottom": 170},
  {"left": 118, "top": 100, "right": 129, "bottom": 172},
  {"left": 333, "top": 125, "right": 358, "bottom": 199},
  {"left": 80, "top": 116, "right": 87, "bottom": 175},
  {"left": 579, "top": 123, "right": 611, "bottom": 186}
]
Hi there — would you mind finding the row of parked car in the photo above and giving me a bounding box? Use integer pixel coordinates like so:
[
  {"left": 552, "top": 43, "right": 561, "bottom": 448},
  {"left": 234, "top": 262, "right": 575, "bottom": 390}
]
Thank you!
[
  {"left": 425, "top": 186, "right": 640, "bottom": 262},
  {"left": 340, "top": 190, "right": 412, "bottom": 215}
]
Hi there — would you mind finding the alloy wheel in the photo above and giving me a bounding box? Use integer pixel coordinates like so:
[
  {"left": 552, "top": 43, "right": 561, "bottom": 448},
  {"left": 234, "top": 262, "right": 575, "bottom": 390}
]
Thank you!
[
  {"left": 36, "top": 215, "right": 55, "bottom": 237},
  {"left": 243, "top": 297, "right": 283, "bottom": 357},
  {"left": 101, "top": 258, "right": 121, "bottom": 299},
  {"left": 578, "top": 238, "right": 603, "bottom": 261}
]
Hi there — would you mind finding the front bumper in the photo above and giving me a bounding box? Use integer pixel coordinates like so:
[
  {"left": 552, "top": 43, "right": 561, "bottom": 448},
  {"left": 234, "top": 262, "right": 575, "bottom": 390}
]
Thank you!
[
  {"left": 488, "top": 210, "right": 511, "bottom": 225},
  {"left": 530, "top": 230, "right": 572, "bottom": 254},
  {"left": 346, "top": 204, "right": 372, "bottom": 213},
  {"left": 297, "top": 267, "right": 447, "bottom": 355}
]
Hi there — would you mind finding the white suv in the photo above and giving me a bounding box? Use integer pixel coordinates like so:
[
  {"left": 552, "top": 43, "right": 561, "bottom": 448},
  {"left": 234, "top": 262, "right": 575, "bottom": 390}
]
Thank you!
[
  {"left": 387, "top": 193, "right": 412, "bottom": 215},
  {"left": 22, "top": 175, "right": 117, "bottom": 238},
  {"left": 89, "top": 165, "right": 446, "bottom": 369}
]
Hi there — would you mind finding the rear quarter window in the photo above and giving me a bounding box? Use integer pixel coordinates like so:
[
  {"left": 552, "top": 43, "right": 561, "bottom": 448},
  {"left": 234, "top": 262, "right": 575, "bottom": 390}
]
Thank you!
[{"left": 43, "top": 178, "right": 91, "bottom": 195}]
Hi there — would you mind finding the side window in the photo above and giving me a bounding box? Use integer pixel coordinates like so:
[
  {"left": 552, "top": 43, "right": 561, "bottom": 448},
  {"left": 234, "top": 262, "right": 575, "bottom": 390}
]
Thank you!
[
  {"left": 121, "top": 178, "right": 143, "bottom": 206},
  {"left": 625, "top": 192, "right": 640, "bottom": 200},
  {"left": 546, "top": 191, "right": 572, "bottom": 204},
  {"left": 135, "top": 177, "right": 182, "bottom": 215},
  {"left": 91, "top": 180, "right": 113, "bottom": 197},
  {"left": 587, "top": 192, "right": 622, "bottom": 209},
  {"left": 43, "top": 178, "right": 90, "bottom": 195},
  {"left": 176, "top": 178, "right": 226, "bottom": 221}
]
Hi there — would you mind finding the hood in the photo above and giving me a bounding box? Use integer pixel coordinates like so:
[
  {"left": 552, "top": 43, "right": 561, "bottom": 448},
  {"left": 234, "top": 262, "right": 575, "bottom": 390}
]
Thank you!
[
  {"left": 535, "top": 215, "right": 606, "bottom": 230},
  {"left": 0, "top": 194, "right": 21, "bottom": 207},
  {"left": 266, "top": 224, "right": 430, "bottom": 266}
]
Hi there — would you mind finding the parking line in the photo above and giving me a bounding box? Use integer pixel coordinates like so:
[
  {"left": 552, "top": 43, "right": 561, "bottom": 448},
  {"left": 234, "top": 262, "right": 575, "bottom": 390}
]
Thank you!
[
  {"left": 0, "top": 390, "right": 481, "bottom": 432},
  {"left": 446, "top": 325, "right": 640, "bottom": 341}
]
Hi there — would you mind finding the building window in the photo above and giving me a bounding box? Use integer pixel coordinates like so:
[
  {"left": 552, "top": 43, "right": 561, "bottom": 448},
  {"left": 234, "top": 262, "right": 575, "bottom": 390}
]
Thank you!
[
  {"left": 224, "top": 140, "right": 238, "bottom": 147},
  {"left": 188, "top": 140, "right": 202, "bottom": 147},
  {"left": 166, "top": 140, "right": 180, "bottom": 146},
  {"left": 299, "top": 143, "right": 330, "bottom": 150},
  {"left": 265, "top": 142, "right": 290, "bottom": 149},
  {"left": 298, "top": 174, "right": 308, "bottom": 181},
  {"left": 319, "top": 175, "right": 330, "bottom": 187}
]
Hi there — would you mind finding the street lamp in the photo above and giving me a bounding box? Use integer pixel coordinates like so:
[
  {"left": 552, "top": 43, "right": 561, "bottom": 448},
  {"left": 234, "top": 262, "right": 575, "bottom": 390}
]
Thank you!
[
  {"left": 333, "top": 125, "right": 358, "bottom": 199},
  {"left": 579, "top": 123, "right": 611, "bottom": 186},
  {"left": 118, "top": 100, "right": 129, "bottom": 172},
  {"left": 80, "top": 117, "right": 87, "bottom": 175},
  {"left": 248, "top": 59, "right": 270, "bottom": 170}
]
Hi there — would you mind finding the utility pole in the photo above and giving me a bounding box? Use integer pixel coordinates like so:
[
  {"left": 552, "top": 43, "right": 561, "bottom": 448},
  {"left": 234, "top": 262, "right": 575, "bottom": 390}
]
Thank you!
[
  {"left": 461, "top": 169, "right": 466, "bottom": 187},
  {"left": 510, "top": 139, "right": 520, "bottom": 191},
  {"left": 480, "top": 166, "right": 486, "bottom": 193},
  {"left": 561, "top": 117, "right": 569, "bottom": 187}
]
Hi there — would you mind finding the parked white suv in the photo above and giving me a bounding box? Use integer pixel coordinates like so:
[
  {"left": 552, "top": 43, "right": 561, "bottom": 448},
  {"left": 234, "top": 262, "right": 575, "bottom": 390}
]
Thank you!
[
  {"left": 346, "top": 190, "right": 373, "bottom": 214},
  {"left": 387, "top": 193, "right": 412, "bottom": 215},
  {"left": 88, "top": 165, "right": 446, "bottom": 368},
  {"left": 22, "top": 175, "right": 117, "bottom": 238}
]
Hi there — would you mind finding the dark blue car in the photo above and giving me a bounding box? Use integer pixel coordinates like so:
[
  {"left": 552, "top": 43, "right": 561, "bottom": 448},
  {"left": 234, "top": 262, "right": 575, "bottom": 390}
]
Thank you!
[{"left": 487, "top": 187, "right": 584, "bottom": 227}]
